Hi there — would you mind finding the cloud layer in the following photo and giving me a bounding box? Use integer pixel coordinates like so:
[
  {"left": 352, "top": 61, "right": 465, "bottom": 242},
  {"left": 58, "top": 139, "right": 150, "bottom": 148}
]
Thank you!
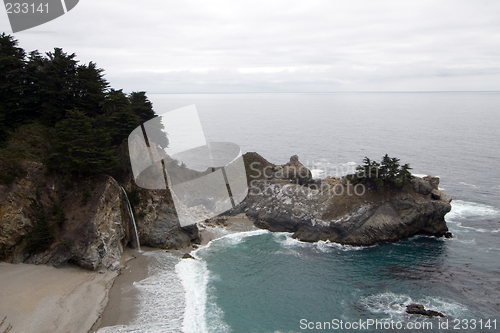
[{"left": 2, "top": 0, "right": 499, "bottom": 92}]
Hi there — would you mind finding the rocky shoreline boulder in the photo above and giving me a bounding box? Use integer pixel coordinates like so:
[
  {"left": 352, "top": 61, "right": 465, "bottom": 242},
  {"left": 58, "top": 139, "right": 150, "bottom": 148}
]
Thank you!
[
  {"left": 406, "top": 304, "right": 445, "bottom": 317},
  {"left": 133, "top": 188, "right": 201, "bottom": 249}
]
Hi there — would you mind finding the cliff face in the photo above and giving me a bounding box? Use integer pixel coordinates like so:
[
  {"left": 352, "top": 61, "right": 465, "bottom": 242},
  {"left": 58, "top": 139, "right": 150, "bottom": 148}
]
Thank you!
[
  {"left": 133, "top": 188, "right": 200, "bottom": 249},
  {"left": 0, "top": 162, "right": 200, "bottom": 271},
  {"left": 0, "top": 161, "right": 127, "bottom": 270},
  {"left": 232, "top": 153, "right": 452, "bottom": 246}
]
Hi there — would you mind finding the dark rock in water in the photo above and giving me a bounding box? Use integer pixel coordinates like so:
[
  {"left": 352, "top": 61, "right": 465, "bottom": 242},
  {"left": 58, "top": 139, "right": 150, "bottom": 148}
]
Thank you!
[
  {"left": 445, "top": 232, "right": 453, "bottom": 238},
  {"left": 182, "top": 253, "right": 195, "bottom": 259},
  {"left": 230, "top": 153, "right": 452, "bottom": 247},
  {"left": 406, "top": 304, "right": 445, "bottom": 317},
  {"left": 192, "top": 244, "right": 199, "bottom": 249}
]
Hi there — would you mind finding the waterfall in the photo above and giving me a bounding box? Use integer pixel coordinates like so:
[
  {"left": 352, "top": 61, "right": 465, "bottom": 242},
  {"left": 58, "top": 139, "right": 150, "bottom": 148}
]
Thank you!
[{"left": 121, "top": 186, "right": 141, "bottom": 252}]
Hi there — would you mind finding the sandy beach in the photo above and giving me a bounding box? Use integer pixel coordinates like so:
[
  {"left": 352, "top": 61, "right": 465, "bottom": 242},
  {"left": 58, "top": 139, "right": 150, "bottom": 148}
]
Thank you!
[
  {"left": 0, "top": 215, "right": 256, "bottom": 333},
  {"left": 0, "top": 262, "right": 117, "bottom": 333}
]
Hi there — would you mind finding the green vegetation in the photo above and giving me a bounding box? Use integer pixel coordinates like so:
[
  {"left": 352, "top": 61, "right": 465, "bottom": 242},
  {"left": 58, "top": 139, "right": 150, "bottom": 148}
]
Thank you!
[
  {"left": 348, "top": 154, "right": 413, "bottom": 190},
  {"left": 0, "top": 32, "right": 168, "bottom": 254},
  {"left": 126, "top": 186, "right": 142, "bottom": 208},
  {"left": 0, "top": 33, "right": 162, "bottom": 178}
]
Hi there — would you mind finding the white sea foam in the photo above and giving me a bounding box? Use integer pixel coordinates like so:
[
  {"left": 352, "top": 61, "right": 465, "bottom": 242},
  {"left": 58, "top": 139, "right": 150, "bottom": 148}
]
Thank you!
[
  {"left": 360, "top": 292, "right": 468, "bottom": 319},
  {"left": 310, "top": 168, "right": 325, "bottom": 179},
  {"left": 450, "top": 222, "right": 500, "bottom": 234},
  {"left": 273, "top": 233, "right": 373, "bottom": 252},
  {"left": 174, "top": 229, "right": 270, "bottom": 333},
  {"left": 458, "top": 181, "right": 477, "bottom": 188},
  {"left": 97, "top": 252, "right": 186, "bottom": 333},
  {"left": 205, "top": 229, "right": 270, "bottom": 247},
  {"left": 175, "top": 257, "right": 208, "bottom": 332},
  {"left": 447, "top": 200, "right": 500, "bottom": 221}
]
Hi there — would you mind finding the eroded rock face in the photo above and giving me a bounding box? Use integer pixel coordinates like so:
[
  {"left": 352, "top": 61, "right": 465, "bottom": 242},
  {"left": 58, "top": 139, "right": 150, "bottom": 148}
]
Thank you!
[
  {"left": 133, "top": 188, "right": 200, "bottom": 249},
  {"left": 0, "top": 162, "right": 200, "bottom": 271},
  {"left": 0, "top": 162, "right": 127, "bottom": 271},
  {"left": 231, "top": 153, "right": 452, "bottom": 246}
]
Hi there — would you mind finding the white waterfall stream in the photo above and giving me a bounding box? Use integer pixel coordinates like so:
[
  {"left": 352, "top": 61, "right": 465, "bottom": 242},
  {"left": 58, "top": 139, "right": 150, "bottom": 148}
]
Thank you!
[{"left": 121, "top": 187, "right": 141, "bottom": 252}]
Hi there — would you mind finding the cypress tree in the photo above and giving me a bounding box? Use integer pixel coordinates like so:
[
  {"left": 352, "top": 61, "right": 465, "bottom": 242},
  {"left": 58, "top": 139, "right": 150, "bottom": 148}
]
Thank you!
[
  {"left": 0, "top": 33, "right": 25, "bottom": 139},
  {"left": 46, "top": 109, "right": 118, "bottom": 175}
]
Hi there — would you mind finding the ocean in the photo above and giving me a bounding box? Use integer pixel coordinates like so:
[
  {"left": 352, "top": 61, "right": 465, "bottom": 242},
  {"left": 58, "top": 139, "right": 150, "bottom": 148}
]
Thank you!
[{"left": 99, "top": 92, "right": 500, "bottom": 332}]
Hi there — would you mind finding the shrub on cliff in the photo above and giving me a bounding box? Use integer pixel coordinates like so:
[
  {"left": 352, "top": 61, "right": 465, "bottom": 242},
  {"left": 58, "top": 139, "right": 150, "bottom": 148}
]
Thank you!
[{"left": 349, "top": 154, "right": 413, "bottom": 190}]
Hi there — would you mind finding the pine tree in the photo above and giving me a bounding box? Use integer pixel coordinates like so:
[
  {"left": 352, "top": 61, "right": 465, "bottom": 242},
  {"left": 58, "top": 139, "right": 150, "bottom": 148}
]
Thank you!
[
  {"left": 38, "top": 48, "right": 79, "bottom": 126},
  {"left": 75, "top": 62, "right": 108, "bottom": 117},
  {"left": 21, "top": 50, "right": 44, "bottom": 121},
  {"left": 400, "top": 163, "right": 413, "bottom": 187},
  {"left": 46, "top": 109, "right": 118, "bottom": 175},
  {"left": 389, "top": 157, "right": 400, "bottom": 180},
  {"left": 129, "top": 91, "right": 155, "bottom": 123},
  {"left": 0, "top": 33, "right": 26, "bottom": 139},
  {"left": 99, "top": 89, "right": 140, "bottom": 145},
  {"left": 380, "top": 154, "right": 391, "bottom": 180}
]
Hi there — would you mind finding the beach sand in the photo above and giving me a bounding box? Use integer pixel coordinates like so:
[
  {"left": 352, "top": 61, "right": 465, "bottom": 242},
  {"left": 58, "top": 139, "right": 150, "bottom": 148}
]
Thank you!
[
  {"left": 0, "top": 215, "right": 256, "bottom": 333},
  {"left": 0, "top": 262, "right": 117, "bottom": 333},
  {"left": 89, "top": 247, "right": 152, "bottom": 332}
]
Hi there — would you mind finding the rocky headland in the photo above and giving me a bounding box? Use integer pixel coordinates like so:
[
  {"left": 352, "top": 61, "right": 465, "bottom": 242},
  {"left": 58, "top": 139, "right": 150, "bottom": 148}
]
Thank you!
[{"left": 230, "top": 152, "right": 452, "bottom": 246}]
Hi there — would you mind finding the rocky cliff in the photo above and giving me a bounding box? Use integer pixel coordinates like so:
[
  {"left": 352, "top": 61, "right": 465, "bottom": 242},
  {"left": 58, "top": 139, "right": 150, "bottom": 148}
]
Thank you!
[
  {"left": 0, "top": 161, "right": 200, "bottom": 271},
  {"left": 232, "top": 153, "right": 452, "bottom": 246},
  {"left": 133, "top": 188, "right": 201, "bottom": 249}
]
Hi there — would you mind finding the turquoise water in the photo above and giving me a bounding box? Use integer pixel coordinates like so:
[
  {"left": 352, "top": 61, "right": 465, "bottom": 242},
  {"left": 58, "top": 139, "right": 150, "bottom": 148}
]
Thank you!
[
  {"left": 98, "top": 92, "right": 500, "bottom": 332},
  {"left": 188, "top": 200, "right": 500, "bottom": 332}
]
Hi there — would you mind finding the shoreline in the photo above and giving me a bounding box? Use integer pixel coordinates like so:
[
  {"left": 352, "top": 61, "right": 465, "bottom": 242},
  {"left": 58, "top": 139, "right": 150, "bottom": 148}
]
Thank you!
[
  {"left": 0, "top": 215, "right": 257, "bottom": 333},
  {"left": 94, "top": 214, "right": 257, "bottom": 332}
]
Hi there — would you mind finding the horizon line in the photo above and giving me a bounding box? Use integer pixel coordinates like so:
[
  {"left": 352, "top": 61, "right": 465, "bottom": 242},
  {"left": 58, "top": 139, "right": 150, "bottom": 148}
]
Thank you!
[{"left": 146, "top": 90, "right": 500, "bottom": 94}]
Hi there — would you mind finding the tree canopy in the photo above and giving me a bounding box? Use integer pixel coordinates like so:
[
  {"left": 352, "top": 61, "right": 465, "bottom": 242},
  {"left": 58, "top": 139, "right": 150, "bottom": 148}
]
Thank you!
[
  {"left": 351, "top": 154, "right": 414, "bottom": 190},
  {"left": 0, "top": 33, "right": 162, "bottom": 177}
]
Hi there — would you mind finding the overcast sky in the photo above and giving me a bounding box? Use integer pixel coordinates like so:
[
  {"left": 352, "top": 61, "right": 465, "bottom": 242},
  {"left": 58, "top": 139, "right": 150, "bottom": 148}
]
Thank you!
[{"left": 2, "top": 0, "right": 499, "bottom": 93}]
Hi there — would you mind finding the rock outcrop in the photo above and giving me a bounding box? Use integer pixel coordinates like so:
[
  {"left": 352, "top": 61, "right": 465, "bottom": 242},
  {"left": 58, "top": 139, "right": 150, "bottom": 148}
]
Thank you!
[
  {"left": 0, "top": 161, "right": 127, "bottom": 270},
  {"left": 0, "top": 161, "right": 200, "bottom": 271},
  {"left": 133, "top": 188, "right": 200, "bottom": 249},
  {"left": 230, "top": 153, "right": 452, "bottom": 246},
  {"left": 406, "top": 304, "right": 445, "bottom": 317}
]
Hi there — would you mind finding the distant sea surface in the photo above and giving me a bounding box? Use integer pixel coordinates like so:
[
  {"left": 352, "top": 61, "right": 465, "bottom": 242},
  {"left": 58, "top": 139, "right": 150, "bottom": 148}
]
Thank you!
[{"left": 100, "top": 92, "right": 500, "bottom": 332}]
